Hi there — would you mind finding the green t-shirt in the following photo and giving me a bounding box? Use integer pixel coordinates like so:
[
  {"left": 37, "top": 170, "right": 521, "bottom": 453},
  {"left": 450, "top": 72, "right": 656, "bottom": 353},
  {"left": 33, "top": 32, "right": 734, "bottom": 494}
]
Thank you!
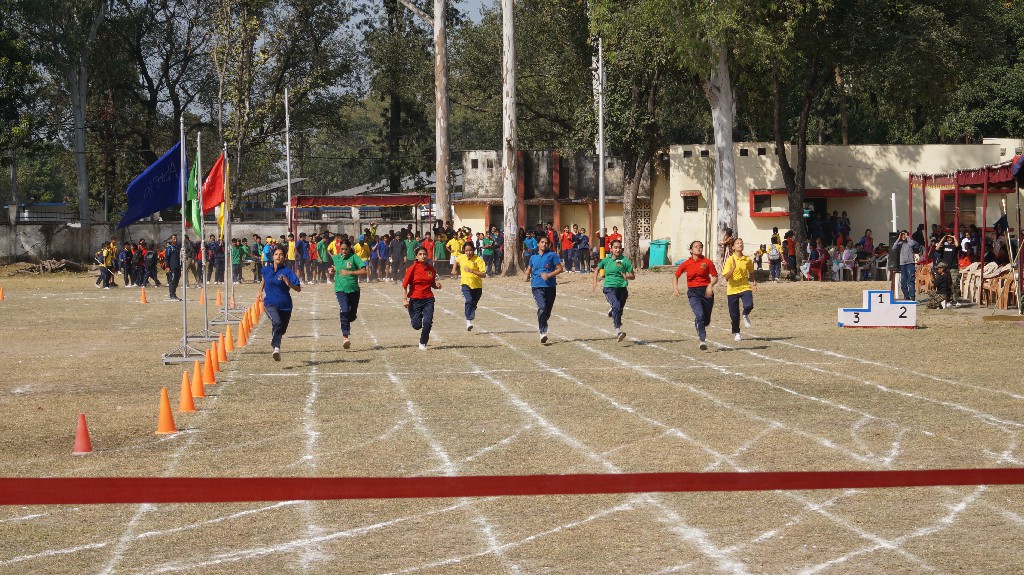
[
  {"left": 316, "top": 239, "right": 329, "bottom": 262},
  {"left": 597, "top": 255, "right": 633, "bottom": 288},
  {"left": 405, "top": 239, "right": 419, "bottom": 260},
  {"left": 231, "top": 245, "right": 242, "bottom": 264},
  {"left": 480, "top": 237, "right": 495, "bottom": 256},
  {"left": 332, "top": 253, "right": 364, "bottom": 293}
]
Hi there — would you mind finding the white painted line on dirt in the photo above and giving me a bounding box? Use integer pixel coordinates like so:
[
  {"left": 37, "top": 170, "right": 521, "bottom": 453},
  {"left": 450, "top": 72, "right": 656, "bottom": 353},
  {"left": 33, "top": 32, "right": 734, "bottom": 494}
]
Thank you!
[
  {"left": 133, "top": 499, "right": 488, "bottom": 574},
  {"left": 134, "top": 501, "right": 303, "bottom": 540},
  {"left": 368, "top": 289, "right": 525, "bottom": 575},
  {"left": 429, "top": 298, "right": 756, "bottom": 575},
  {"left": 299, "top": 292, "right": 327, "bottom": 571},
  {"left": 0, "top": 542, "right": 110, "bottom": 566},
  {"left": 0, "top": 512, "right": 46, "bottom": 524},
  {"left": 464, "top": 288, "right": 943, "bottom": 570}
]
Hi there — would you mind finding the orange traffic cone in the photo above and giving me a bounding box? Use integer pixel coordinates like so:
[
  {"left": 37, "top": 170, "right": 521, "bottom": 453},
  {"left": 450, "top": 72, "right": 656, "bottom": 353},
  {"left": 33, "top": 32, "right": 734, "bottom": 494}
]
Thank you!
[
  {"left": 139, "top": 286, "right": 148, "bottom": 304},
  {"left": 210, "top": 342, "right": 221, "bottom": 373},
  {"left": 237, "top": 321, "right": 248, "bottom": 347},
  {"left": 225, "top": 325, "right": 236, "bottom": 352},
  {"left": 0, "top": 286, "right": 5, "bottom": 301},
  {"left": 217, "top": 334, "right": 228, "bottom": 362},
  {"left": 191, "top": 360, "right": 206, "bottom": 398},
  {"left": 72, "top": 413, "right": 92, "bottom": 455},
  {"left": 216, "top": 289, "right": 223, "bottom": 306},
  {"left": 156, "top": 387, "right": 177, "bottom": 434},
  {"left": 202, "top": 350, "right": 216, "bottom": 385},
  {"left": 201, "top": 287, "right": 206, "bottom": 301},
  {"left": 179, "top": 372, "right": 196, "bottom": 413}
]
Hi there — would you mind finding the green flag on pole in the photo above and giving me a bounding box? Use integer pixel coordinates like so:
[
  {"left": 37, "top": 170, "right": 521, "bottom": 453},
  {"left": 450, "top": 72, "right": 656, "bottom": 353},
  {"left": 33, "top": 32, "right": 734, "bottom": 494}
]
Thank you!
[{"left": 185, "top": 156, "right": 201, "bottom": 231}]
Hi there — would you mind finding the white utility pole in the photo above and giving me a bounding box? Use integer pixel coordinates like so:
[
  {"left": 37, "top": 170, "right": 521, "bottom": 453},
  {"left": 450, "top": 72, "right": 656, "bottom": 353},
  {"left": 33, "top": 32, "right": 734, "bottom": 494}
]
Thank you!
[
  {"left": 501, "top": 0, "right": 519, "bottom": 274},
  {"left": 595, "top": 37, "right": 606, "bottom": 255},
  {"left": 285, "top": 87, "right": 292, "bottom": 235}
]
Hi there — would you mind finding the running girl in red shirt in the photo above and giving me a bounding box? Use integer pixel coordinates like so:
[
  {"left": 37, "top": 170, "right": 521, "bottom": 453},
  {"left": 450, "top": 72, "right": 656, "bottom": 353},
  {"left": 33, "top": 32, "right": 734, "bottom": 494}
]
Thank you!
[
  {"left": 402, "top": 246, "right": 442, "bottom": 349},
  {"left": 672, "top": 240, "right": 719, "bottom": 350}
]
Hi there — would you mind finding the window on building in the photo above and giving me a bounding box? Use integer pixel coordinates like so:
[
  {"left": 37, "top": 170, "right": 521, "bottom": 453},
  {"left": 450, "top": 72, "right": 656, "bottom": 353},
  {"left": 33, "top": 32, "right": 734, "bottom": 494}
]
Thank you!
[
  {"left": 739, "top": 148, "right": 749, "bottom": 157},
  {"left": 753, "top": 194, "right": 772, "bottom": 213},
  {"left": 526, "top": 204, "right": 554, "bottom": 229},
  {"left": 683, "top": 150, "right": 693, "bottom": 159},
  {"left": 757, "top": 147, "right": 767, "bottom": 156},
  {"left": 683, "top": 196, "right": 699, "bottom": 212},
  {"left": 607, "top": 159, "right": 615, "bottom": 168},
  {"left": 486, "top": 159, "right": 494, "bottom": 169},
  {"left": 942, "top": 193, "right": 976, "bottom": 227},
  {"left": 699, "top": 150, "right": 709, "bottom": 158},
  {"left": 381, "top": 206, "right": 414, "bottom": 221},
  {"left": 471, "top": 158, "right": 479, "bottom": 169}
]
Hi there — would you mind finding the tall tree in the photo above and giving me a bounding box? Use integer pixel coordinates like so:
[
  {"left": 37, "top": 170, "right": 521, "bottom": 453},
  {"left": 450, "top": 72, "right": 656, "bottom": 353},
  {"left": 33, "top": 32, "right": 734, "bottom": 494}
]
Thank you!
[{"left": 13, "top": 0, "right": 109, "bottom": 224}]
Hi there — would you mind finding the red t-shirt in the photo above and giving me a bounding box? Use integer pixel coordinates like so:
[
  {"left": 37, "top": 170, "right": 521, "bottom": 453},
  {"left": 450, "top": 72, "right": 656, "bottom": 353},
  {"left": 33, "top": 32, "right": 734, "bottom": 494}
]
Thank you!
[
  {"left": 605, "top": 233, "right": 622, "bottom": 250},
  {"left": 560, "top": 232, "right": 574, "bottom": 251},
  {"left": 421, "top": 239, "right": 435, "bottom": 257},
  {"left": 674, "top": 256, "right": 718, "bottom": 287},
  {"left": 403, "top": 261, "right": 438, "bottom": 299}
]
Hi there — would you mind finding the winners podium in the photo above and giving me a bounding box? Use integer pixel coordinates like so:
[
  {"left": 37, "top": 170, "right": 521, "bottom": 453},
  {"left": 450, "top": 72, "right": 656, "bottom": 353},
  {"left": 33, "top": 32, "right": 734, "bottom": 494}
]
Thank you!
[{"left": 838, "top": 290, "right": 917, "bottom": 328}]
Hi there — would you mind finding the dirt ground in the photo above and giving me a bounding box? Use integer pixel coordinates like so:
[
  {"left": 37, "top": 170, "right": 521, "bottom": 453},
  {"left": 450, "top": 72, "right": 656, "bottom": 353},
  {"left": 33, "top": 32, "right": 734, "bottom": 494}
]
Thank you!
[{"left": 1, "top": 266, "right": 1022, "bottom": 575}]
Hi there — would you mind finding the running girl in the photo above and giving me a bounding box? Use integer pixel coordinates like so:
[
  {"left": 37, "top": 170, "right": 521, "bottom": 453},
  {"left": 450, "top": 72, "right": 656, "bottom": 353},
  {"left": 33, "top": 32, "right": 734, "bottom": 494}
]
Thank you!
[
  {"left": 672, "top": 240, "right": 718, "bottom": 350},
  {"left": 592, "top": 239, "right": 635, "bottom": 342},
  {"left": 259, "top": 246, "right": 302, "bottom": 361},
  {"left": 327, "top": 238, "right": 367, "bottom": 349},
  {"left": 524, "top": 235, "right": 564, "bottom": 343},
  {"left": 722, "top": 238, "right": 756, "bottom": 341},
  {"left": 402, "top": 246, "right": 442, "bottom": 349},
  {"left": 456, "top": 242, "right": 487, "bottom": 331}
]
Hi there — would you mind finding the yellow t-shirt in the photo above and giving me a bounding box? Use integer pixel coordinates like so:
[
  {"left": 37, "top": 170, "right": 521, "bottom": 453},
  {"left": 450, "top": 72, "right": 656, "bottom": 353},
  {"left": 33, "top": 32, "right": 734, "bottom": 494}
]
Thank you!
[
  {"left": 456, "top": 254, "right": 486, "bottom": 289},
  {"left": 353, "top": 242, "right": 370, "bottom": 260},
  {"left": 446, "top": 237, "right": 465, "bottom": 259},
  {"left": 723, "top": 253, "right": 754, "bottom": 295},
  {"left": 287, "top": 241, "right": 296, "bottom": 261}
]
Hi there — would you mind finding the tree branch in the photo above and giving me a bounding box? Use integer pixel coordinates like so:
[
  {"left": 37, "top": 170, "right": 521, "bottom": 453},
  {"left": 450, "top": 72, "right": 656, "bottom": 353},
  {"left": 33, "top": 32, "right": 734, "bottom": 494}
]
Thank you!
[{"left": 397, "top": 0, "right": 433, "bottom": 27}]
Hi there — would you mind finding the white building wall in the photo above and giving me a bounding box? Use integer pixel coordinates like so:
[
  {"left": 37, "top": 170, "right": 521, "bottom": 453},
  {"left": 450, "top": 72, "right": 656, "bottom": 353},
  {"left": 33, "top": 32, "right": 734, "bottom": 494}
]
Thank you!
[{"left": 661, "top": 143, "right": 1011, "bottom": 263}]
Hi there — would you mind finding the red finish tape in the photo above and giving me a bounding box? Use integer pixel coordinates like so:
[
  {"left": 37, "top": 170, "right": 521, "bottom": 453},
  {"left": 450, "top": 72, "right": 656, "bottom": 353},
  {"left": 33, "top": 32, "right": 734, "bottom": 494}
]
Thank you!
[{"left": 2, "top": 469, "right": 1023, "bottom": 506}]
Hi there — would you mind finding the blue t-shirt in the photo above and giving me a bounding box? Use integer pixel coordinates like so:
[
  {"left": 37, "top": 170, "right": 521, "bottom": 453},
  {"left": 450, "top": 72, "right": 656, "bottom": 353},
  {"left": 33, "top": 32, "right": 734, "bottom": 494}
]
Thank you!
[
  {"left": 529, "top": 251, "right": 562, "bottom": 288},
  {"left": 523, "top": 237, "right": 538, "bottom": 254},
  {"left": 262, "top": 264, "right": 300, "bottom": 311}
]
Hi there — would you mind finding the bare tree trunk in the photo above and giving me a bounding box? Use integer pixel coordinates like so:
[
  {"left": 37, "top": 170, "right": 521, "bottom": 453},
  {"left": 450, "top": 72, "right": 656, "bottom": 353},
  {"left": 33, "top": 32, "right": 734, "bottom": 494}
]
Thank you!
[
  {"left": 702, "top": 46, "right": 736, "bottom": 264},
  {"left": 65, "top": 3, "right": 107, "bottom": 225},
  {"left": 621, "top": 161, "right": 647, "bottom": 268},
  {"left": 835, "top": 66, "right": 848, "bottom": 145},
  {"left": 500, "top": 0, "right": 520, "bottom": 275},
  {"left": 433, "top": 0, "right": 451, "bottom": 224},
  {"left": 68, "top": 64, "right": 91, "bottom": 224}
]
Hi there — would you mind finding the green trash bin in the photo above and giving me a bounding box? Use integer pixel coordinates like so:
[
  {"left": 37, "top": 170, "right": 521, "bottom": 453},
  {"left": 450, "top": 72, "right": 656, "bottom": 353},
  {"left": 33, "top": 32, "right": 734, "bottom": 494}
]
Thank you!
[{"left": 649, "top": 239, "right": 670, "bottom": 266}]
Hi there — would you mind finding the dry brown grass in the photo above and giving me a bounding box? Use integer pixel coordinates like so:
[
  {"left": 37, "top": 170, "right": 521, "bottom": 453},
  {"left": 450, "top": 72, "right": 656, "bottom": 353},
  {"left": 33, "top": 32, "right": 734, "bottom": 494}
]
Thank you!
[{"left": 0, "top": 268, "right": 1022, "bottom": 574}]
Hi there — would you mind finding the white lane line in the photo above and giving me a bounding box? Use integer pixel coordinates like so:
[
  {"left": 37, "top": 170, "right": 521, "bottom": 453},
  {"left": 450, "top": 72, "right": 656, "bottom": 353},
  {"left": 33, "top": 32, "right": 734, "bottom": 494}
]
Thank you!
[
  {"left": 796, "top": 487, "right": 985, "bottom": 575},
  {"left": 0, "top": 513, "right": 46, "bottom": 524},
  {"left": 360, "top": 294, "right": 525, "bottom": 575},
  {"left": 299, "top": 291, "right": 327, "bottom": 571},
  {"left": 428, "top": 298, "right": 756, "bottom": 575},
  {"left": 132, "top": 499, "right": 489, "bottom": 575},
  {"left": 135, "top": 502, "right": 303, "bottom": 540},
  {"left": 0, "top": 542, "right": 110, "bottom": 566},
  {"left": 551, "top": 288, "right": 1023, "bottom": 440},
  {"left": 458, "top": 289, "right": 933, "bottom": 570}
]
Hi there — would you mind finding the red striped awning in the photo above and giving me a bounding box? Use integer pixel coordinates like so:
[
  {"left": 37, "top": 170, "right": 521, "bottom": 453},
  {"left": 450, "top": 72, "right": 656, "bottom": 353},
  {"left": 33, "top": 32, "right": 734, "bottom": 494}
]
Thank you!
[{"left": 291, "top": 195, "right": 430, "bottom": 208}]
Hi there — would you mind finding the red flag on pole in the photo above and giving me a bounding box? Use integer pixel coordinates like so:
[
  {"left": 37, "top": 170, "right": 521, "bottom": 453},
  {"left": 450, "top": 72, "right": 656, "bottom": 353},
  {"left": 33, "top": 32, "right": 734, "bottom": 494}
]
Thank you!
[{"left": 202, "top": 153, "right": 225, "bottom": 213}]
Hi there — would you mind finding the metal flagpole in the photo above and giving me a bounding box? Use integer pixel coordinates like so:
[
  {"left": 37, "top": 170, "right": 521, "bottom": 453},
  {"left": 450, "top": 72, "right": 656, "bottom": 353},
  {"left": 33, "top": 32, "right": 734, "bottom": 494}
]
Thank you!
[
  {"left": 211, "top": 143, "right": 240, "bottom": 325},
  {"left": 285, "top": 87, "right": 292, "bottom": 236},
  {"left": 189, "top": 131, "right": 218, "bottom": 341},
  {"left": 595, "top": 37, "right": 606, "bottom": 259},
  {"left": 163, "top": 119, "right": 206, "bottom": 364}
]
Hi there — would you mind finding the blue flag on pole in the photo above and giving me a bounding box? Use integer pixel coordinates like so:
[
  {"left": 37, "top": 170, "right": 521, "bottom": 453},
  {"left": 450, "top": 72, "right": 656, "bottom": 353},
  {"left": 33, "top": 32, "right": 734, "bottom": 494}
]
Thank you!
[{"left": 116, "top": 142, "right": 187, "bottom": 229}]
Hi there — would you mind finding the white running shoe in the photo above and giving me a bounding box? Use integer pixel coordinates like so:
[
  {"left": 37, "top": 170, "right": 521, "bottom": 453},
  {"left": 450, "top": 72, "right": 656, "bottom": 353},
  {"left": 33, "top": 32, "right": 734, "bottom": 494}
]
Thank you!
[
  {"left": 699, "top": 341, "right": 708, "bottom": 350},
  {"left": 540, "top": 333, "right": 548, "bottom": 344},
  {"left": 419, "top": 343, "right": 427, "bottom": 350},
  {"left": 467, "top": 320, "right": 473, "bottom": 331},
  {"left": 616, "top": 331, "right": 626, "bottom": 342},
  {"left": 734, "top": 333, "right": 742, "bottom": 341},
  {"left": 272, "top": 347, "right": 281, "bottom": 361},
  {"left": 743, "top": 314, "right": 751, "bottom": 328},
  {"left": 607, "top": 308, "right": 613, "bottom": 317},
  {"left": 343, "top": 337, "right": 351, "bottom": 349}
]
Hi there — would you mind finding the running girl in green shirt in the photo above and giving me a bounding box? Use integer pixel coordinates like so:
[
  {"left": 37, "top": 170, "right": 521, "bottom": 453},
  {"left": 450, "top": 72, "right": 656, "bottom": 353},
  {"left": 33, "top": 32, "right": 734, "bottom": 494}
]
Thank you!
[{"left": 592, "top": 239, "right": 635, "bottom": 342}]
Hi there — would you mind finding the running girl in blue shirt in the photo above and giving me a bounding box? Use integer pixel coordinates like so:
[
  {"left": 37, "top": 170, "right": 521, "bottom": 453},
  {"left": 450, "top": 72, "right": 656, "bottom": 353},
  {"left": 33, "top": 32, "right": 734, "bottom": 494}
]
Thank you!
[
  {"left": 258, "top": 246, "right": 302, "bottom": 361},
  {"left": 524, "top": 235, "right": 564, "bottom": 343}
]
